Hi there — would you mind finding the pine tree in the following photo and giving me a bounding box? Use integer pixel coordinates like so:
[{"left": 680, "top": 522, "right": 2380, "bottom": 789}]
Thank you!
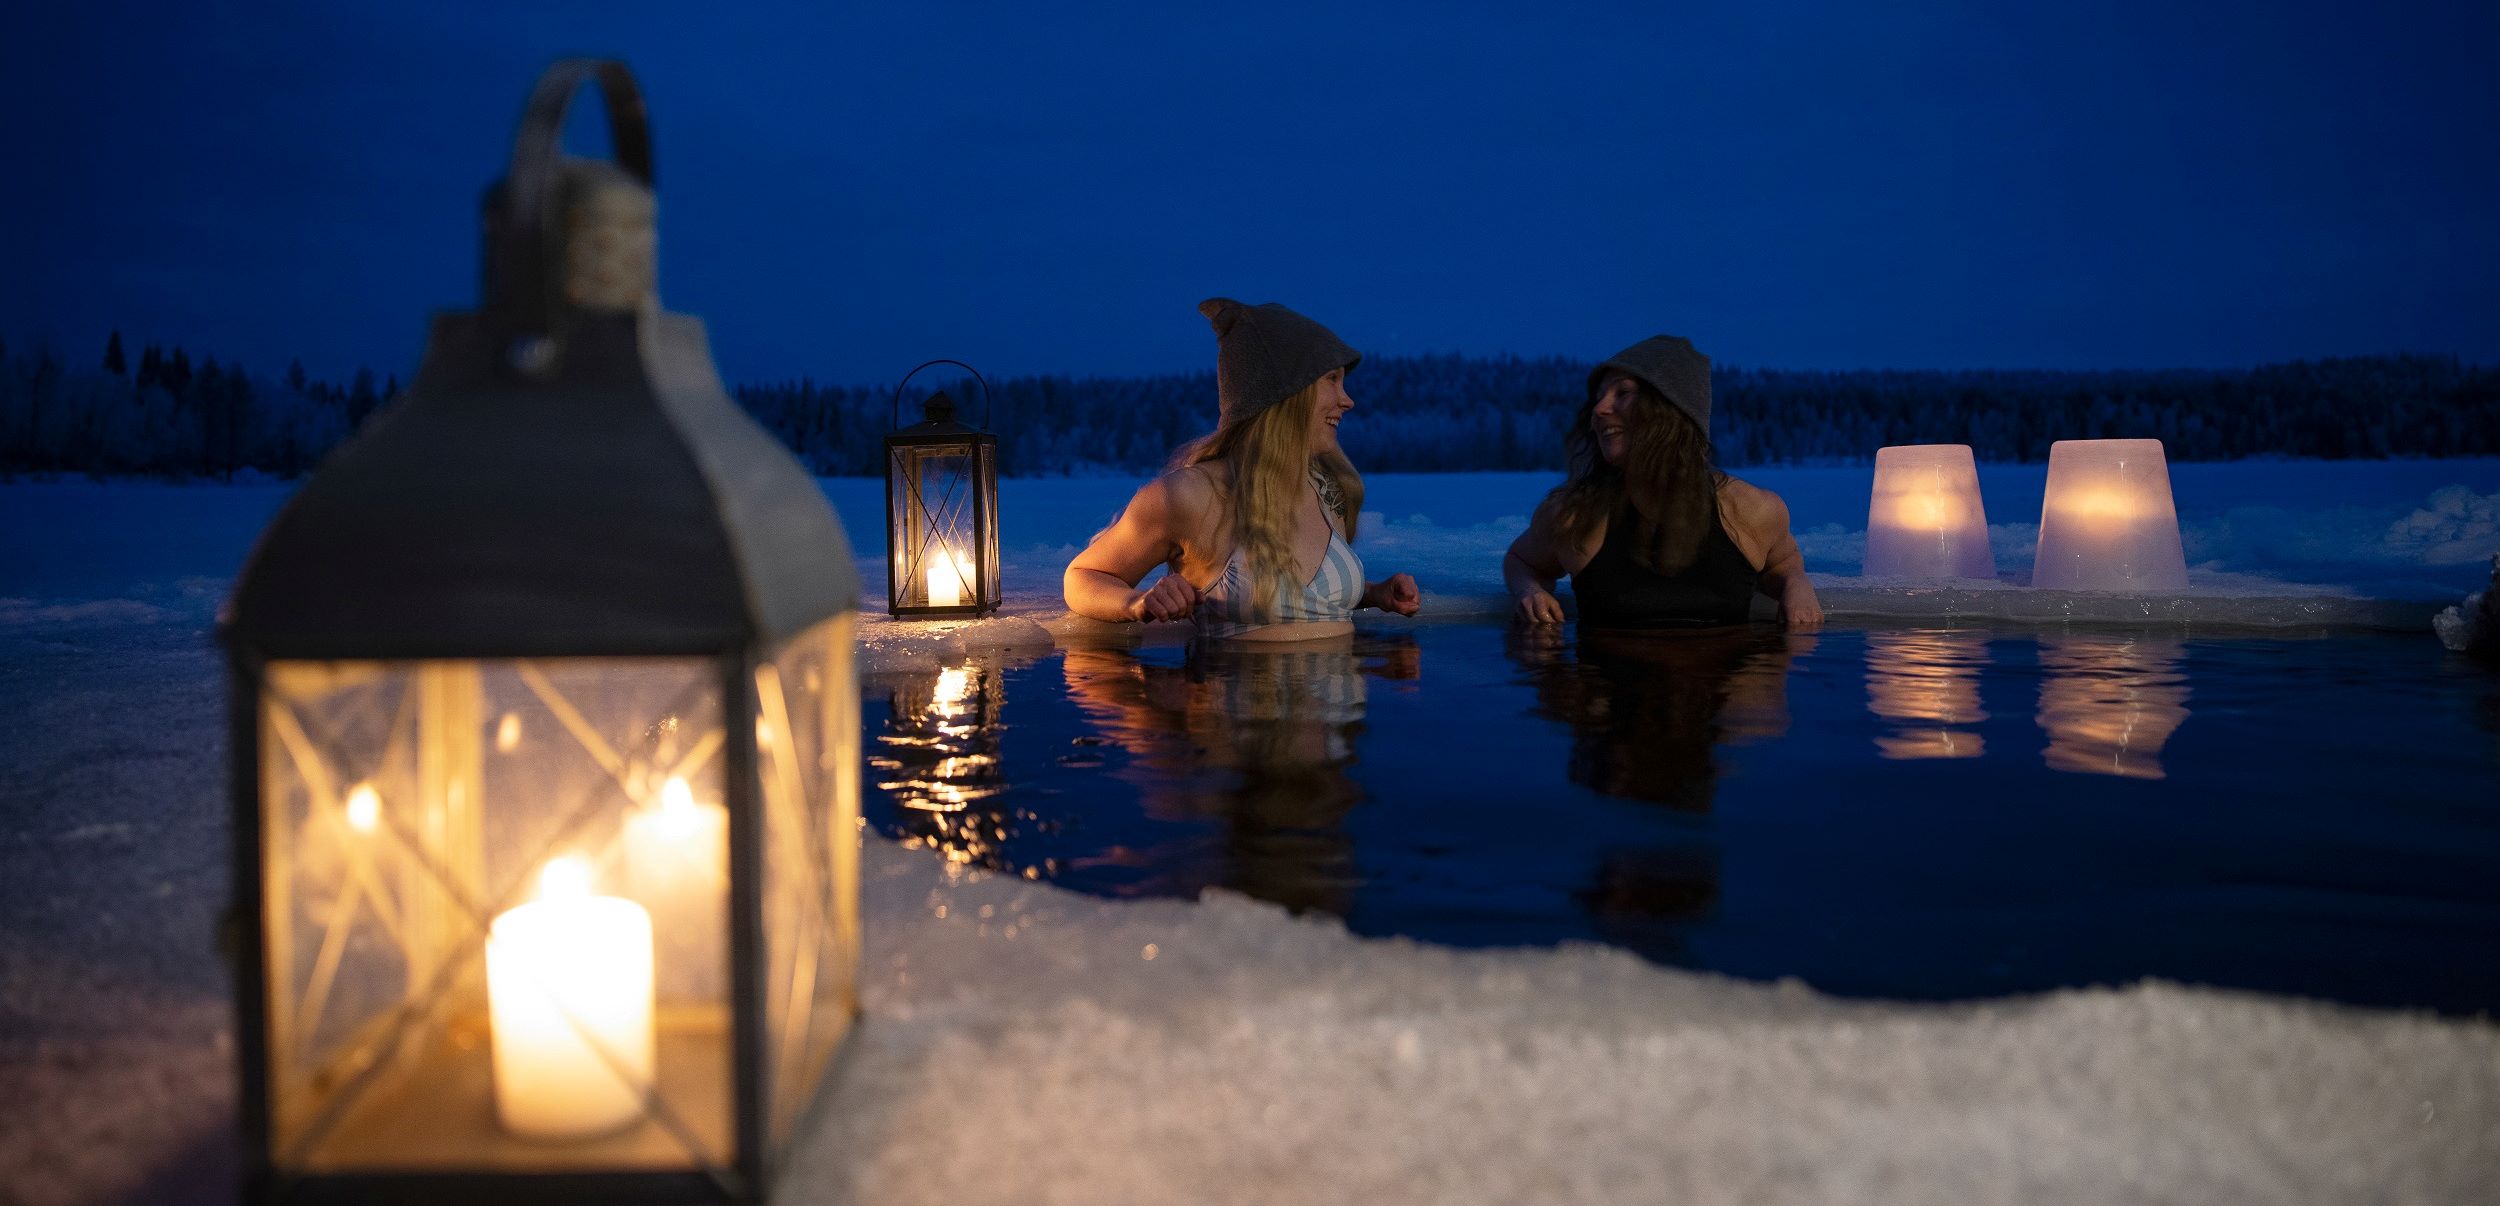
[
  {"left": 103, "top": 331, "right": 126, "bottom": 376},
  {"left": 167, "top": 347, "right": 193, "bottom": 396},
  {"left": 286, "top": 359, "right": 308, "bottom": 394},
  {"left": 346, "top": 369, "right": 379, "bottom": 429}
]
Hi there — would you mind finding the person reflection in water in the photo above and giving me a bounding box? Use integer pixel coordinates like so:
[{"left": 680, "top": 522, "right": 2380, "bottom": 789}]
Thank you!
[
  {"left": 1058, "top": 635, "right": 1421, "bottom": 916},
  {"left": 1506, "top": 625, "right": 1808, "bottom": 952},
  {"left": 1504, "top": 336, "right": 1822, "bottom": 630}
]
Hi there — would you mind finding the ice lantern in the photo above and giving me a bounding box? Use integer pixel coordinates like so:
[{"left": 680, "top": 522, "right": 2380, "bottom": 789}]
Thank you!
[
  {"left": 219, "top": 60, "right": 862, "bottom": 1204},
  {"left": 885, "top": 359, "right": 1000, "bottom": 617},
  {"left": 1862, "top": 444, "right": 1995, "bottom": 580},
  {"left": 2030, "top": 438, "right": 2190, "bottom": 591}
]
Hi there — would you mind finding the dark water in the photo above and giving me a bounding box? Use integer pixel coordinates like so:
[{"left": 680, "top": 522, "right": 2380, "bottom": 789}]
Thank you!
[{"left": 863, "top": 623, "right": 2500, "bottom": 1014}]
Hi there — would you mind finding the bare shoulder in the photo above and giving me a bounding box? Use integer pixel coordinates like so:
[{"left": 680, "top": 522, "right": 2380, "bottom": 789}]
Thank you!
[{"left": 1716, "top": 475, "right": 1792, "bottom": 527}]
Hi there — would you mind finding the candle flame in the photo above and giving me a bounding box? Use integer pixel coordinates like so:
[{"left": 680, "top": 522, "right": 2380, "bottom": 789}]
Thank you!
[
  {"left": 656, "top": 776, "right": 704, "bottom": 840},
  {"left": 344, "top": 783, "right": 381, "bottom": 833},
  {"left": 540, "top": 855, "right": 594, "bottom": 901},
  {"left": 495, "top": 712, "right": 523, "bottom": 753}
]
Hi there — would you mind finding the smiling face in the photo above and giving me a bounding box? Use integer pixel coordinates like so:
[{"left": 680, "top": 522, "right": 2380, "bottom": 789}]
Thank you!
[
  {"left": 1307, "top": 366, "right": 1355, "bottom": 451},
  {"left": 1589, "top": 372, "right": 1641, "bottom": 466}
]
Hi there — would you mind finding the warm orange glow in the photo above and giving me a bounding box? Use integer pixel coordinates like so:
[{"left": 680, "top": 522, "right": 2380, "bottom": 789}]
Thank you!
[
  {"left": 344, "top": 783, "right": 381, "bottom": 833},
  {"left": 494, "top": 711, "right": 523, "bottom": 753},
  {"left": 924, "top": 548, "right": 974, "bottom": 607},
  {"left": 538, "top": 854, "right": 594, "bottom": 902},
  {"left": 2051, "top": 489, "right": 2139, "bottom": 523}
]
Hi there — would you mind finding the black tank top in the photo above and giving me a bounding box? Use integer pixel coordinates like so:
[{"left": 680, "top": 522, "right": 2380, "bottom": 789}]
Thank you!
[{"left": 1570, "top": 500, "right": 1761, "bottom": 629}]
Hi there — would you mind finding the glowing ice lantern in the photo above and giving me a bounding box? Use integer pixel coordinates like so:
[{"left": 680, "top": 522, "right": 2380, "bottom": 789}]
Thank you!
[
  {"left": 2030, "top": 439, "right": 2189, "bottom": 591},
  {"left": 220, "top": 59, "right": 862, "bottom": 1201},
  {"left": 887, "top": 359, "right": 1001, "bottom": 617},
  {"left": 1862, "top": 444, "right": 1995, "bottom": 580}
]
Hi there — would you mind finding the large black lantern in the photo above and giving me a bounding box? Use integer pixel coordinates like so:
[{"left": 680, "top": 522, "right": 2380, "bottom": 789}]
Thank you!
[
  {"left": 220, "top": 61, "right": 861, "bottom": 1203},
  {"left": 884, "top": 360, "right": 999, "bottom": 617}
]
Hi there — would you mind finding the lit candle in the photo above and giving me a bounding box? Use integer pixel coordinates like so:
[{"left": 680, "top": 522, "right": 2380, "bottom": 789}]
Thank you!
[
  {"left": 344, "top": 782, "right": 381, "bottom": 833},
  {"left": 623, "top": 776, "right": 728, "bottom": 1000},
  {"left": 924, "top": 548, "right": 971, "bottom": 608},
  {"left": 486, "top": 856, "right": 654, "bottom": 1140},
  {"left": 2031, "top": 439, "right": 2188, "bottom": 591},
  {"left": 1863, "top": 444, "right": 1995, "bottom": 580}
]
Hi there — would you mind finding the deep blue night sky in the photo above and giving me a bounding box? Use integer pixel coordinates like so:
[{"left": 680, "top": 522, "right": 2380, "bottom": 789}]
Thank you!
[{"left": 3, "top": 2, "right": 2495, "bottom": 384}]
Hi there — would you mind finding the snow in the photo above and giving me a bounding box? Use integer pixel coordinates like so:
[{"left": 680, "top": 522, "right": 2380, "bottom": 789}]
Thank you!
[{"left": 6, "top": 461, "right": 2500, "bottom": 1203}]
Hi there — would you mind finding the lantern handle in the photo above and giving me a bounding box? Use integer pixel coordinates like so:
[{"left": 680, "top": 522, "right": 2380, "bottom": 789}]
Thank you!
[
  {"left": 890, "top": 359, "right": 994, "bottom": 431},
  {"left": 488, "top": 58, "right": 656, "bottom": 334}
]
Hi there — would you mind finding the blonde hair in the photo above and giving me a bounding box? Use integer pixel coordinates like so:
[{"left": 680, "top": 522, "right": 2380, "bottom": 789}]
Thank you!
[{"left": 1171, "top": 380, "right": 1365, "bottom": 620}]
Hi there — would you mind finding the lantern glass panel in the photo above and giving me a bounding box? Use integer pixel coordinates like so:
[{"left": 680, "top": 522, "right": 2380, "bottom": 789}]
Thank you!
[
  {"left": 256, "top": 656, "right": 736, "bottom": 1174},
  {"left": 754, "top": 613, "right": 860, "bottom": 1151},
  {"left": 888, "top": 441, "right": 998, "bottom": 612}
]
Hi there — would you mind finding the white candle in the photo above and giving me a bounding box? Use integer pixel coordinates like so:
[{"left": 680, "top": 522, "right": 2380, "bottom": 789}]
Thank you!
[
  {"left": 486, "top": 856, "right": 655, "bottom": 1140},
  {"left": 623, "top": 777, "right": 728, "bottom": 1001},
  {"left": 924, "top": 548, "right": 972, "bottom": 608}
]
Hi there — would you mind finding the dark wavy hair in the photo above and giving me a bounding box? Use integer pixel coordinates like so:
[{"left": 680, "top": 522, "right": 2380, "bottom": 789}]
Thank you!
[{"left": 1542, "top": 372, "right": 1725, "bottom": 574}]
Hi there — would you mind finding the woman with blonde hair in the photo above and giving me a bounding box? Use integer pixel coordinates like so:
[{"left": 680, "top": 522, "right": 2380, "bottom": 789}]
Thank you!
[
  {"left": 1505, "top": 335, "right": 1823, "bottom": 630},
  {"left": 1064, "top": 298, "right": 1421, "bottom": 639}
]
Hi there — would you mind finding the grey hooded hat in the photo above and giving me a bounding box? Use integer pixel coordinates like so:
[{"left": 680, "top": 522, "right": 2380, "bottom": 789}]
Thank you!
[
  {"left": 1590, "top": 335, "right": 1712, "bottom": 434},
  {"left": 1199, "top": 298, "right": 1361, "bottom": 427}
]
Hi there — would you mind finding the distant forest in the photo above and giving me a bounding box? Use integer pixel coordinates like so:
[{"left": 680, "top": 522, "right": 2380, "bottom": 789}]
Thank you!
[{"left": 3, "top": 330, "right": 2495, "bottom": 480}]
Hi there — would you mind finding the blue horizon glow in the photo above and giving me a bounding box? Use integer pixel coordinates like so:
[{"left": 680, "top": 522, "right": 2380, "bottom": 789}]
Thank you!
[{"left": 2, "top": 1, "right": 2494, "bottom": 384}]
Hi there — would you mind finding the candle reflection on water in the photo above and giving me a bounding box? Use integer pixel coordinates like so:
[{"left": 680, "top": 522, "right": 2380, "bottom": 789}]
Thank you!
[
  {"left": 1864, "top": 629, "right": 1992, "bottom": 760},
  {"left": 2036, "top": 633, "right": 2191, "bottom": 779}
]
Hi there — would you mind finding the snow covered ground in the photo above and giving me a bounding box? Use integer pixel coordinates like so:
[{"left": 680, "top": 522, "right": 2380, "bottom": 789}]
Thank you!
[{"left": 4, "top": 461, "right": 2500, "bottom": 1204}]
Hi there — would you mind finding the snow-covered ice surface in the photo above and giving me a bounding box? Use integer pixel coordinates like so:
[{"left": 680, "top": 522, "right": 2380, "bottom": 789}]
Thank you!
[{"left": 5, "top": 461, "right": 2500, "bottom": 1205}]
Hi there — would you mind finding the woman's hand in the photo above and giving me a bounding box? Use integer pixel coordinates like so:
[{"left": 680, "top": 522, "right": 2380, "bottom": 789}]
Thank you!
[
  {"left": 1513, "top": 586, "right": 1567, "bottom": 624},
  {"left": 1780, "top": 579, "right": 1825, "bottom": 632},
  {"left": 1127, "top": 574, "right": 1202, "bottom": 622},
  {"left": 1364, "top": 573, "right": 1421, "bottom": 616}
]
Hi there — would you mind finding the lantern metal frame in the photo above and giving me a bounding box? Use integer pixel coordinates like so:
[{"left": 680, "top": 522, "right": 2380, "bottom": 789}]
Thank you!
[
  {"left": 883, "top": 359, "right": 1000, "bottom": 618},
  {"left": 220, "top": 59, "right": 860, "bottom": 1206}
]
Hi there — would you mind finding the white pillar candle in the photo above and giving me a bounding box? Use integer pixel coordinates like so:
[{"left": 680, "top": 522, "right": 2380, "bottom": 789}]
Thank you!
[
  {"left": 486, "top": 856, "right": 655, "bottom": 1140},
  {"left": 622, "top": 776, "right": 729, "bottom": 1000},
  {"left": 1863, "top": 444, "right": 1995, "bottom": 580},
  {"left": 2031, "top": 439, "right": 2189, "bottom": 591},
  {"left": 924, "top": 548, "right": 972, "bottom": 608}
]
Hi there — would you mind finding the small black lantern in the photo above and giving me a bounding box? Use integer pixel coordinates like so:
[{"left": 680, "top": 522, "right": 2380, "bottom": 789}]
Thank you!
[
  {"left": 220, "top": 60, "right": 860, "bottom": 1204},
  {"left": 884, "top": 360, "right": 999, "bottom": 617}
]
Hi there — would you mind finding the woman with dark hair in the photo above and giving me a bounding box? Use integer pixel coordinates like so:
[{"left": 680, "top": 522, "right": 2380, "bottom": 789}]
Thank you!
[
  {"left": 1504, "top": 335, "right": 1823, "bottom": 630},
  {"left": 1064, "top": 298, "right": 1422, "bottom": 640}
]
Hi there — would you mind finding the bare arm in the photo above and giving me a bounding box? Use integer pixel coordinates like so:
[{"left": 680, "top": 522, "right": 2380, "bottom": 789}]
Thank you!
[
  {"left": 1063, "top": 474, "right": 1209, "bottom": 622},
  {"left": 1724, "top": 484, "right": 1823, "bottom": 632},
  {"left": 1504, "top": 499, "right": 1572, "bottom": 624}
]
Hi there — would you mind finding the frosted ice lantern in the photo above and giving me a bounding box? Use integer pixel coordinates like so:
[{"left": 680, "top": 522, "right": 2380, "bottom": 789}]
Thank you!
[
  {"left": 887, "top": 360, "right": 1001, "bottom": 617},
  {"left": 1862, "top": 444, "right": 1995, "bottom": 580},
  {"left": 2030, "top": 439, "right": 2189, "bottom": 591},
  {"left": 220, "top": 59, "right": 861, "bottom": 1204}
]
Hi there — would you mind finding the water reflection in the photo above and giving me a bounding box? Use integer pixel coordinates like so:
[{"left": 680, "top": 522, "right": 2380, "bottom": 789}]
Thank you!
[
  {"left": 2035, "top": 634, "right": 2191, "bottom": 779},
  {"left": 868, "top": 659, "right": 1016, "bottom": 868},
  {"left": 1506, "top": 626, "right": 1807, "bottom": 810},
  {"left": 1060, "top": 635, "right": 1420, "bottom": 913},
  {"left": 1864, "top": 629, "right": 1991, "bottom": 760},
  {"left": 1506, "top": 626, "right": 1808, "bottom": 949}
]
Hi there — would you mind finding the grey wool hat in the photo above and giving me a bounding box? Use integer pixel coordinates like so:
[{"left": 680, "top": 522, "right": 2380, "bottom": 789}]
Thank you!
[
  {"left": 1590, "top": 335, "right": 1712, "bottom": 434},
  {"left": 1199, "top": 298, "right": 1361, "bottom": 426}
]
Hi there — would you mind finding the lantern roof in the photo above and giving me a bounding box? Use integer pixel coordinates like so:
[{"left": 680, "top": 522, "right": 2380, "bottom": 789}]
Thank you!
[{"left": 223, "top": 60, "right": 858, "bottom": 661}]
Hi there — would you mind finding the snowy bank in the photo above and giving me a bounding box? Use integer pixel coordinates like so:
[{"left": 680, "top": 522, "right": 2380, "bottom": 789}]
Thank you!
[{"left": 3, "top": 595, "right": 2500, "bottom": 1205}]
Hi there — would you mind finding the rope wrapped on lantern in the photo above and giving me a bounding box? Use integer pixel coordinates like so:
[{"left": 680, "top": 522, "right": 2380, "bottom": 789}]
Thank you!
[{"left": 222, "top": 59, "right": 860, "bottom": 1204}]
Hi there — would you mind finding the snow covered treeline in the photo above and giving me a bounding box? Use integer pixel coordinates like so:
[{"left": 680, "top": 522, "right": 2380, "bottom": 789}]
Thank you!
[
  {"left": 0, "top": 333, "right": 395, "bottom": 480},
  {"left": 3, "top": 332, "right": 2494, "bottom": 480}
]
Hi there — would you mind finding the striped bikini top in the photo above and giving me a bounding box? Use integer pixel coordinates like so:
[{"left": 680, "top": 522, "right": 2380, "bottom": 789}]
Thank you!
[{"left": 1196, "top": 477, "right": 1366, "bottom": 640}]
